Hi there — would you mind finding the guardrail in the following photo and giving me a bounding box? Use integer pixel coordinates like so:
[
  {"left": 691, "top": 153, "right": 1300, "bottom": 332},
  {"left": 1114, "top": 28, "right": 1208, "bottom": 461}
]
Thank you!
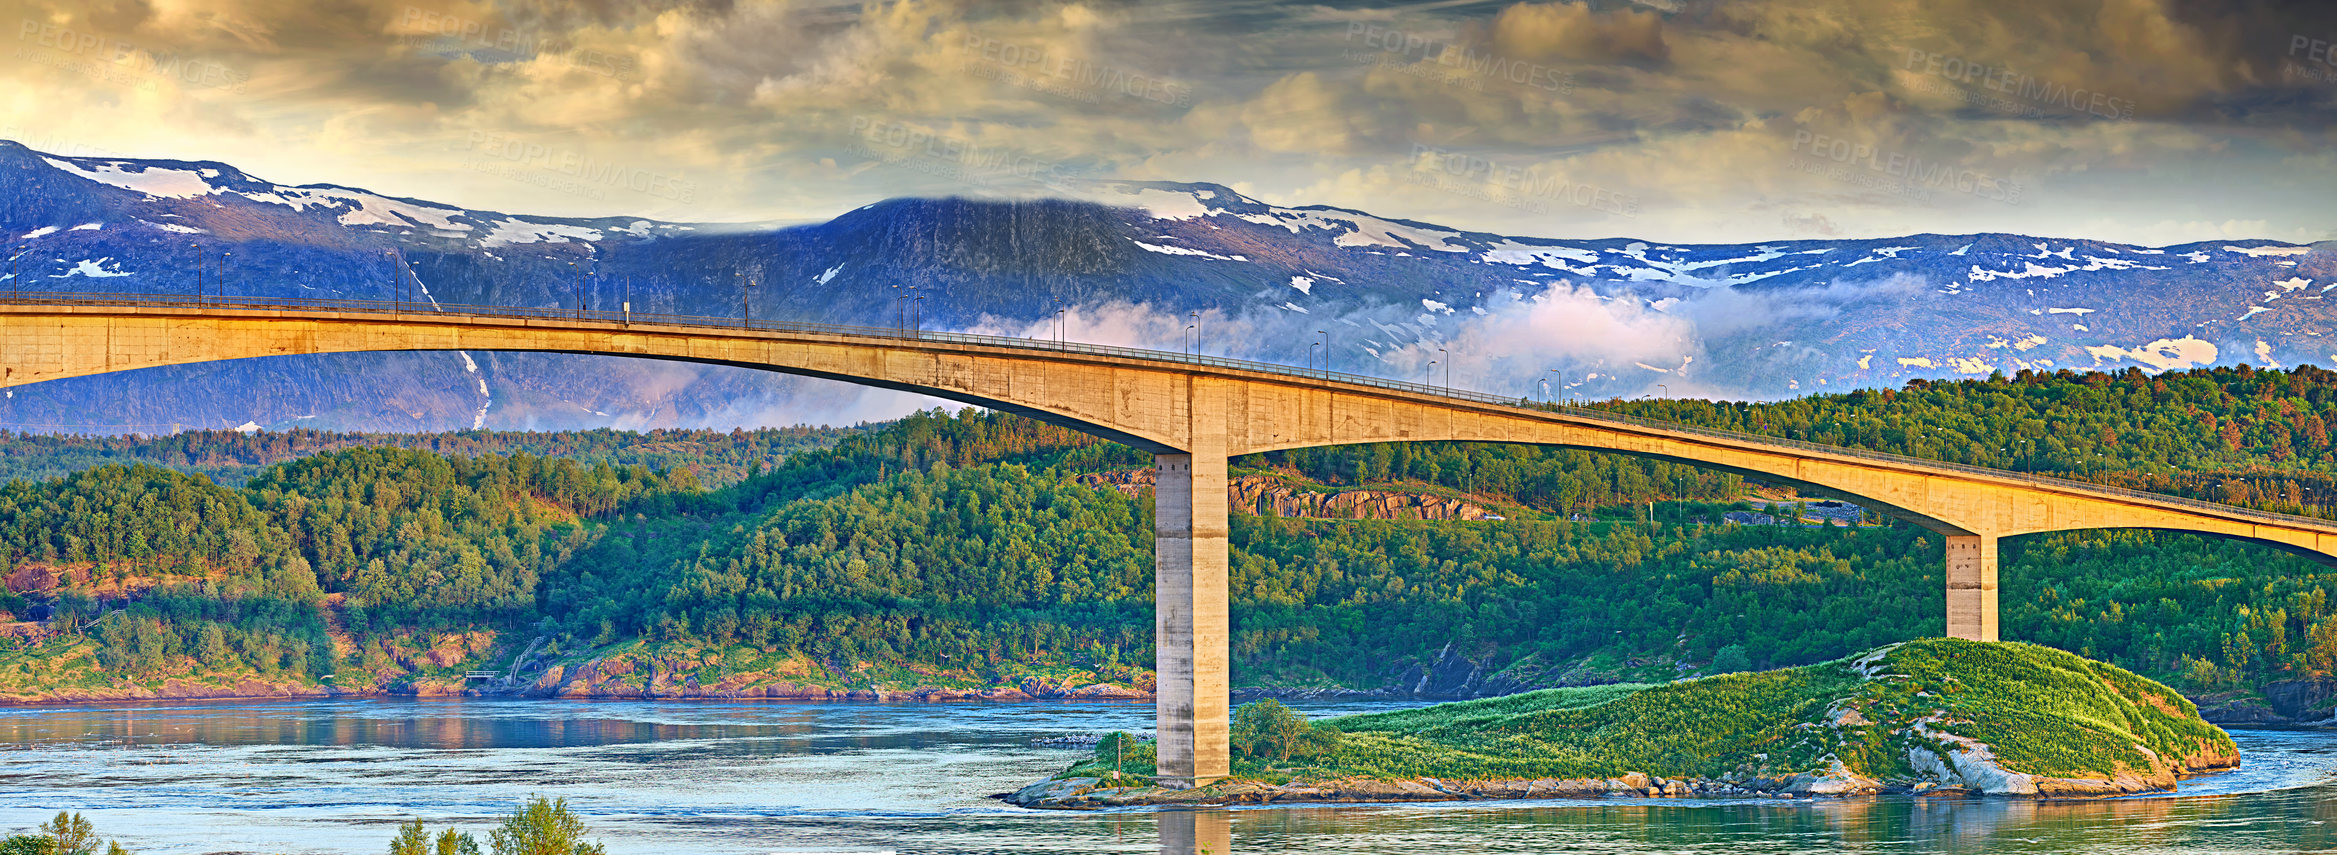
[{"left": 6, "top": 288, "right": 2333, "bottom": 531}]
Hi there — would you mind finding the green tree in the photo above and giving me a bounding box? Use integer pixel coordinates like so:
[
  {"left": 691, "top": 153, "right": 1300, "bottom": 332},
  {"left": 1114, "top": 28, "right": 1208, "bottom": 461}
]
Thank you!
[
  {"left": 389, "top": 820, "right": 430, "bottom": 855},
  {"left": 0, "top": 836, "right": 54, "bottom": 855},
  {"left": 1230, "top": 700, "right": 1337, "bottom": 763},
  {"left": 389, "top": 820, "right": 477, "bottom": 855},
  {"left": 1710, "top": 645, "right": 1752, "bottom": 674},
  {"left": 488, "top": 797, "right": 604, "bottom": 855},
  {"left": 435, "top": 830, "right": 481, "bottom": 855}
]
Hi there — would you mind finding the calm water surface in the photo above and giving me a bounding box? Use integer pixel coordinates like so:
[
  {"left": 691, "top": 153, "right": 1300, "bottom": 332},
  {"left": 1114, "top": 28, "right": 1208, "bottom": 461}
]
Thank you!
[{"left": 0, "top": 698, "right": 2332, "bottom": 854}]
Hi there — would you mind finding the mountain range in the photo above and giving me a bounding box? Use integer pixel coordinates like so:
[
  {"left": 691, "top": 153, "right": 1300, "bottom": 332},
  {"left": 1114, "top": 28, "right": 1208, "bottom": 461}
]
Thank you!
[{"left": 2, "top": 139, "right": 2331, "bottom": 434}]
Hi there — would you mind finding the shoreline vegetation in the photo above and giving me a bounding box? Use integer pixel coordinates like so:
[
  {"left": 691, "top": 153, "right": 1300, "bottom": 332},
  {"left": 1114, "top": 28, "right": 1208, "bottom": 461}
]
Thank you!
[
  {"left": 2, "top": 797, "right": 611, "bottom": 855},
  {"left": 1005, "top": 640, "right": 2240, "bottom": 808}
]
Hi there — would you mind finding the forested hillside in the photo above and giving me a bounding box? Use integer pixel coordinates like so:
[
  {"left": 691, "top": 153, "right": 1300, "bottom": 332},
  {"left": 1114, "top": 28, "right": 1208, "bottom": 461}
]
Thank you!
[
  {"left": 0, "top": 425, "right": 856, "bottom": 487},
  {"left": 1607, "top": 364, "right": 2337, "bottom": 518},
  {"left": 2, "top": 367, "right": 2336, "bottom": 711}
]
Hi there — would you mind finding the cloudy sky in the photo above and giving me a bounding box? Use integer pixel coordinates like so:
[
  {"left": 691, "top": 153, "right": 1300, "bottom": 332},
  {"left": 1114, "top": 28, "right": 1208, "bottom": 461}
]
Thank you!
[{"left": 4, "top": 0, "right": 2333, "bottom": 246}]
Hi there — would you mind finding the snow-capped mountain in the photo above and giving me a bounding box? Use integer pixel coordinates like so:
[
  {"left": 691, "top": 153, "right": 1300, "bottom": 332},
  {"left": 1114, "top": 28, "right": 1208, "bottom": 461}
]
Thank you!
[{"left": 2, "top": 140, "right": 2331, "bottom": 433}]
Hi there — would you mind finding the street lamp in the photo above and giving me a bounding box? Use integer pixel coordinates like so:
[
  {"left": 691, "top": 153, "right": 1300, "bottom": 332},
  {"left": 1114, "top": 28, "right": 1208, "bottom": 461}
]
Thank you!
[
  {"left": 214, "top": 250, "right": 228, "bottom": 305},
  {"left": 1309, "top": 341, "right": 1321, "bottom": 372},
  {"left": 1189, "top": 311, "right": 1200, "bottom": 357},
  {"left": 739, "top": 271, "right": 758, "bottom": 328},
  {"left": 1317, "top": 330, "right": 1329, "bottom": 377},
  {"left": 1438, "top": 347, "right": 1450, "bottom": 393},
  {"left": 7, "top": 245, "right": 24, "bottom": 303},
  {"left": 913, "top": 294, "right": 927, "bottom": 336},
  {"left": 1427, "top": 359, "right": 1438, "bottom": 386}
]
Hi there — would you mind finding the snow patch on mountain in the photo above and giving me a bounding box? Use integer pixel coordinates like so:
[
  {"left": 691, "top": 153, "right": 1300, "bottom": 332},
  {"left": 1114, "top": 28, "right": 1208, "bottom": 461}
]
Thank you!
[
  {"left": 1243, "top": 208, "right": 1466, "bottom": 252},
  {"left": 60, "top": 258, "right": 132, "bottom": 278},
  {"left": 1480, "top": 240, "right": 1598, "bottom": 273},
  {"left": 2085, "top": 337, "right": 2218, "bottom": 372},
  {"left": 1133, "top": 240, "right": 1246, "bottom": 261},
  {"left": 481, "top": 218, "right": 600, "bottom": 247},
  {"left": 42, "top": 157, "right": 218, "bottom": 199},
  {"left": 2225, "top": 245, "right": 2311, "bottom": 257}
]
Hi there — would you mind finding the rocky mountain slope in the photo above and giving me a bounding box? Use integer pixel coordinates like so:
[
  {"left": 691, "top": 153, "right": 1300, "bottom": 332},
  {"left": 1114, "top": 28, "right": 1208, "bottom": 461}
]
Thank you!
[{"left": 3, "top": 139, "right": 2332, "bottom": 432}]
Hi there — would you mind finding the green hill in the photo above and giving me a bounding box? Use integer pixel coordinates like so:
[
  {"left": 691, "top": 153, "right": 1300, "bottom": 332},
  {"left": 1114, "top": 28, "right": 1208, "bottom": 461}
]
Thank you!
[{"left": 1012, "top": 639, "right": 2241, "bottom": 807}]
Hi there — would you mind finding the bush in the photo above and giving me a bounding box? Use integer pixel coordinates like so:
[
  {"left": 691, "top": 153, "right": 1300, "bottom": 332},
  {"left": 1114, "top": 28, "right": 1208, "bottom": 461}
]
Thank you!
[
  {"left": 1230, "top": 700, "right": 1340, "bottom": 763},
  {"left": 388, "top": 820, "right": 478, "bottom": 855},
  {"left": 488, "top": 797, "right": 605, "bottom": 855},
  {"left": 1710, "top": 644, "right": 1752, "bottom": 674},
  {"left": 0, "top": 813, "right": 130, "bottom": 855}
]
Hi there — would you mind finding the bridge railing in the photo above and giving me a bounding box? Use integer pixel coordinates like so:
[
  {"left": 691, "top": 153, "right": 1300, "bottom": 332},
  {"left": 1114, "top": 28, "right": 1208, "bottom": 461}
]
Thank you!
[{"left": 7, "top": 289, "right": 2332, "bottom": 530}]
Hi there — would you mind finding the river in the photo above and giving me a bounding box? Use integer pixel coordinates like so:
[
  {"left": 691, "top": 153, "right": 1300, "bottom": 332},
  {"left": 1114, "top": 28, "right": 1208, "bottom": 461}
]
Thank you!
[{"left": 0, "top": 698, "right": 2331, "bottom": 854}]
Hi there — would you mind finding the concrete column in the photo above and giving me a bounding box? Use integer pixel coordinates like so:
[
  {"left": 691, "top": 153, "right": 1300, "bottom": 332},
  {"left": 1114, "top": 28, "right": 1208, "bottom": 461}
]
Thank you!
[
  {"left": 1158, "top": 809, "right": 1232, "bottom": 855},
  {"left": 1155, "top": 382, "right": 1230, "bottom": 789},
  {"left": 1945, "top": 534, "right": 1998, "bottom": 641}
]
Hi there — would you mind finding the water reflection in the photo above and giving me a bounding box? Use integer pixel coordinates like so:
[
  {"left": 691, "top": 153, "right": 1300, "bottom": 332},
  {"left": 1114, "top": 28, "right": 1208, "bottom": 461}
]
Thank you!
[
  {"left": 1159, "top": 809, "right": 1231, "bottom": 855},
  {"left": 0, "top": 699, "right": 2329, "bottom": 855}
]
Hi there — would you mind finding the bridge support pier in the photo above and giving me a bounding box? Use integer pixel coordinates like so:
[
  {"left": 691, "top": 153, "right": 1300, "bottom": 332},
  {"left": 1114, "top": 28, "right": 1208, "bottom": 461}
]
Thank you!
[
  {"left": 1945, "top": 534, "right": 1999, "bottom": 641},
  {"left": 1153, "top": 444, "right": 1231, "bottom": 788}
]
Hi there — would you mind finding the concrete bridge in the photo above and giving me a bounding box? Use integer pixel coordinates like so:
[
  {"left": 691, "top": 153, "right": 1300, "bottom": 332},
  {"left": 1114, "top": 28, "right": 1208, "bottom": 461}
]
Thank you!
[{"left": 8, "top": 296, "right": 2337, "bottom": 786}]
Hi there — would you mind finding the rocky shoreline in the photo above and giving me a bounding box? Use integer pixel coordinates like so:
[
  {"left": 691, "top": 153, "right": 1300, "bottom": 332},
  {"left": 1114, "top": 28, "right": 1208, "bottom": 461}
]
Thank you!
[{"left": 1003, "top": 753, "right": 2244, "bottom": 810}]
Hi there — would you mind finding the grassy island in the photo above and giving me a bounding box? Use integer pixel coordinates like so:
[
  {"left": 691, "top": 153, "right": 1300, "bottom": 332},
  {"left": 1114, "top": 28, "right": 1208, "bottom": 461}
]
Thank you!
[{"left": 1009, "top": 639, "right": 2241, "bottom": 808}]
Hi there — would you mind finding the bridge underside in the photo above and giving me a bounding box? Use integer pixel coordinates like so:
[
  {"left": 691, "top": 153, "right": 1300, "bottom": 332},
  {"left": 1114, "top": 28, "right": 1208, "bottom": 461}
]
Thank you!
[{"left": 9, "top": 305, "right": 2337, "bottom": 787}]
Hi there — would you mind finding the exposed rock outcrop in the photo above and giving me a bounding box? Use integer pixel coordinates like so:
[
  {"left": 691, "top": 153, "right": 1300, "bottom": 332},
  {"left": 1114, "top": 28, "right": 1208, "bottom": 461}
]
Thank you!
[{"left": 1077, "top": 469, "right": 1503, "bottom": 521}]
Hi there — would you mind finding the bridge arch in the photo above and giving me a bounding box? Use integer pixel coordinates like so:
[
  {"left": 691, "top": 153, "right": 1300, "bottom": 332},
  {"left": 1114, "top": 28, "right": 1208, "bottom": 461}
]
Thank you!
[{"left": 9, "top": 299, "right": 2337, "bottom": 786}]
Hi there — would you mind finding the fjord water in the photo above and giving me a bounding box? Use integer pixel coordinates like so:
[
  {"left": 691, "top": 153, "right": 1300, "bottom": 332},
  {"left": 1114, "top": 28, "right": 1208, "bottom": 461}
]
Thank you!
[{"left": 0, "top": 699, "right": 2332, "bottom": 855}]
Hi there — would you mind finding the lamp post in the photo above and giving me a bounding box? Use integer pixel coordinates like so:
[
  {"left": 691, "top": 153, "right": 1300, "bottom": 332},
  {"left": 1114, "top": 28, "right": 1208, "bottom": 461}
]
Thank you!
[
  {"left": 1309, "top": 341, "right": 1321, "bottom": 373},
  {"left": 191, "top": 242, "right": 202, "bottom": 305},
  {"left": 214, "top": 250, "right": 228, "bottom": 305},
  {"left": 1438, "top": 347, "right": 1450, "bottom": 393},
  {"left": 1550, "top": 369, "right": 1563, "bottom": 405},
  {"left": 8, "top": 245, "right": 24, "bottom": 303},
  {"left": 1427, "top": 359, "right": 1437, "bottom": 387},
  {"left": 739, "top": 271, "right": 758, "bottom": 328},
  {"left": 1317, "top": 330, "right": 1329, "bottom": 377},
  {"left": 1189, "top": 311, "right": 1200, "bottom": 357},
  {"left": 913, "top": 295, "right": 926, "bottom": 336}
]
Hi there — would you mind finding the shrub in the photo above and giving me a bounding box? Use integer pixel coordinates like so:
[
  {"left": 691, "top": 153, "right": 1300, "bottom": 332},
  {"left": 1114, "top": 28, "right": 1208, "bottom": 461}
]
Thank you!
[
  {"left": 488, "top": 797, "right": 605, "bottom": 855},
  {"left": 1230, "top": 700, "right": 1340, "bottom": 763},
  {"left": 1711, "top": 644, "right": 1752, "bottom": 673}
]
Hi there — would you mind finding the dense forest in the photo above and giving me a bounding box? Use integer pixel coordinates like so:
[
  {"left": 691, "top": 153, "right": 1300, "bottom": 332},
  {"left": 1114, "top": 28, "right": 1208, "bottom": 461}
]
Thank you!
[
  {"left": 1604, "top": 364, "right": 2337, "bottom": 518},
  {"left": 0, "top": 425, "right": 856, "bottom": 486},
  {"left": 4, "top": 365, "right": 2337, "bottom": 703}
]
